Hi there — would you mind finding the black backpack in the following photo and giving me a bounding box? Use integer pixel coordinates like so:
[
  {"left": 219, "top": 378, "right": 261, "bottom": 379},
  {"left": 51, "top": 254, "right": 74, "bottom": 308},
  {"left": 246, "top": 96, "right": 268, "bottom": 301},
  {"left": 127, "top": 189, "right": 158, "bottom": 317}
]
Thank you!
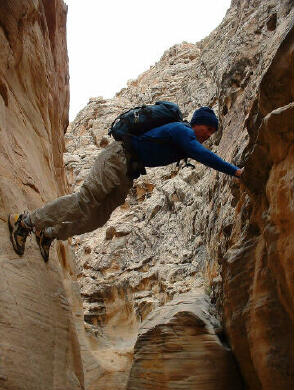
[{"left": 108, "top": 101, "right": 183, "bottom": 141}]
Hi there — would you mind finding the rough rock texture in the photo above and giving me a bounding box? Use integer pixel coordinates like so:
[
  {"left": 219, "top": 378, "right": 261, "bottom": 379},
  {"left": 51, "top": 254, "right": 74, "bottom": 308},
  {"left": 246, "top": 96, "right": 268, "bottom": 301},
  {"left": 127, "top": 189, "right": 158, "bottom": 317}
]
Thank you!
[
  {"left": 64, "top": 0, "right": 294, "bottom": 389},
  {"left": 0, "top": 1, "right": 85, "bottom": 389}
]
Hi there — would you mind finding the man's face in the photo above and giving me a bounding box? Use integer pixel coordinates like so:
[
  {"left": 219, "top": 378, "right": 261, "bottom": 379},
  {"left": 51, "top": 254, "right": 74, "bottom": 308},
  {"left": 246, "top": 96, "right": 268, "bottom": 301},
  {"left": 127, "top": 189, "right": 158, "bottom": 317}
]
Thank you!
[{"left": 191, "top": 124, "right": 216, "bottom": 143}]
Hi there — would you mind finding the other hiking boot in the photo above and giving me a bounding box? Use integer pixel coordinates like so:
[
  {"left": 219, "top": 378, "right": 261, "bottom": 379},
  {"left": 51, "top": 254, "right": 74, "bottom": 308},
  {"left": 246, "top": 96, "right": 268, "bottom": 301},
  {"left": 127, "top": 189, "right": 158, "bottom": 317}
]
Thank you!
[
  {"left": 35, "top": 230, "right": 54, "bottom": 263},
  {"left": 8, "top": 212, "right": 33, "bottom": 256}
]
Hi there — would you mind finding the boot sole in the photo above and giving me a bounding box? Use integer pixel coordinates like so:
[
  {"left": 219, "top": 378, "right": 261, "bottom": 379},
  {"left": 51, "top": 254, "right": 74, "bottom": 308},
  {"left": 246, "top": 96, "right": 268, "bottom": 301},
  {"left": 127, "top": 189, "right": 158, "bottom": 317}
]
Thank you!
[
  {"left": 8, "top": 214, "right": 24, "bottom": 256},
  {"left": 35, "top": 233, "right": 49, "bottom": 263}
]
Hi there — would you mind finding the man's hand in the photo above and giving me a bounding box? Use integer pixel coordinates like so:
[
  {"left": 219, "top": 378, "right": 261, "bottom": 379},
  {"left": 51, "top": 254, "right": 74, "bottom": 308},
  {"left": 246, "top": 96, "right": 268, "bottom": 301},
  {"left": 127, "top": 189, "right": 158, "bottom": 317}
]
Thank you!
[{"left": 235, "top": 167, "right": 244, "bottom": 178}]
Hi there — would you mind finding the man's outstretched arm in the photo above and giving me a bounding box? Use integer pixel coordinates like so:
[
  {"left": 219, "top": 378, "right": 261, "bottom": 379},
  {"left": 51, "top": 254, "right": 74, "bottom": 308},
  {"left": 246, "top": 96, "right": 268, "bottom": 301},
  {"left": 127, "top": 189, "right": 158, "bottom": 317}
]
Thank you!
[{"left": 173, "top": 128, "right": 242, "bottom": 177}]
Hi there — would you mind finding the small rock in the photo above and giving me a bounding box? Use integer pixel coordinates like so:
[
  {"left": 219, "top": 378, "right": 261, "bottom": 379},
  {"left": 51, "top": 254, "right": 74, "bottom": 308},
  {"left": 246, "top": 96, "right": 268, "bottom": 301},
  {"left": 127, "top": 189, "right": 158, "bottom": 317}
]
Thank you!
[
  {"left": 99, "top": 137, "right": 109, "bottom": 148},
  {"left": 105, "top": 226, "right": 116, "bottom": 240},
  {"left": 84, "top": 246, "right": 92, "bottom": 254}
]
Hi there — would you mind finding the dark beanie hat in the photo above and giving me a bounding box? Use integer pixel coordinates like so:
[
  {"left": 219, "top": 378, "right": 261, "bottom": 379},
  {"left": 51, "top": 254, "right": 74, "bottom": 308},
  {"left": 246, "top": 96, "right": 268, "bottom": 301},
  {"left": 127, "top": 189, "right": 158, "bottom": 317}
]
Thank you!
[{"left": 190, "top": 106, "right": 218, "bottom": 130}]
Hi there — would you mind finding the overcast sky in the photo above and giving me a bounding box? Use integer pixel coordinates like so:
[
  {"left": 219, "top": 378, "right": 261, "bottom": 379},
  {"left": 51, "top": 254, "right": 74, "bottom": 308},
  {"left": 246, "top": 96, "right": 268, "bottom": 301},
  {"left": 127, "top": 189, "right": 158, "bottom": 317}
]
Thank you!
[{"left": 65, "top": 0, "right": 231, "bottom": 121}]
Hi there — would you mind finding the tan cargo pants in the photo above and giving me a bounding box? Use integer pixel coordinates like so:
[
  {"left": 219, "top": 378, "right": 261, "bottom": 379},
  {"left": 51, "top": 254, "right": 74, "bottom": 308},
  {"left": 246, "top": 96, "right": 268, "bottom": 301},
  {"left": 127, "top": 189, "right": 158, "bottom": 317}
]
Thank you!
[{"left": 30, "top": 142, "right": 133, "bottom": 240}]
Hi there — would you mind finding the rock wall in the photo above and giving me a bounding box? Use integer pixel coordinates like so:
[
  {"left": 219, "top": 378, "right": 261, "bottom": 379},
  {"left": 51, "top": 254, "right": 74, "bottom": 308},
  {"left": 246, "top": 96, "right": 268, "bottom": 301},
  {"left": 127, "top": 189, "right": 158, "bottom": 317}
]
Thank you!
[
  {"left": 126, "top": 292, "right": 243, "bottom": 390},
  {"left": 64, "top": 0, "right": 293, "bottom": 389},
  {"left": 0, "top": 1, "right": 85, "bottom": 389},
  {"left": 2, "top": 1, "right": 292, "bottom": 389},
  {"left": 221, "top": 26, "right": 294, "bottom": 390}
]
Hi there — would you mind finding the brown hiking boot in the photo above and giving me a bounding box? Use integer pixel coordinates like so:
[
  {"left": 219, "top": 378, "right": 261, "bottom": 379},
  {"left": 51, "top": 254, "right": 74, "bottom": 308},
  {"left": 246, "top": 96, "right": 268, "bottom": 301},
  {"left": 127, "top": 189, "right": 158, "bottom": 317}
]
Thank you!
[
  {"left": 8, "top": 212, "right": 33, "bottom": 256},
  {"left": 35, "top": 230, "right": 55, "bottom": 263}
]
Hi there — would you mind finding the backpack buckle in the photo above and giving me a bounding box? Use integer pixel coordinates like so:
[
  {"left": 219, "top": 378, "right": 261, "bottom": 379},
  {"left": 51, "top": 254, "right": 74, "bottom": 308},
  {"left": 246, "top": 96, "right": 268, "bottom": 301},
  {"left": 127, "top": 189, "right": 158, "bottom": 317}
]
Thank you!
[{"left": 134, "top": 110, "right": 140, "bottom": 123}]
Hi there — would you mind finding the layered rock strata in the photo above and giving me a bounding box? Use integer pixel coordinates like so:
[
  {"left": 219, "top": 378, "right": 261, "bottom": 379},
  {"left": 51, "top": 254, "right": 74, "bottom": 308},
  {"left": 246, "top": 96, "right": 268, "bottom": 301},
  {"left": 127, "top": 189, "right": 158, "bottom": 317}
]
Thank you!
[
  {"left": 126, "top": 292, "right": 243, "bottom": 390},
  {"left": 221, "top": 26, "right": 294, "bottom": 390},
  {"left": 0, "top": 1, "right": 85, "bottom": 389},
  {"left": 64, "top": 0, "right": 294, "bottom": 389}
]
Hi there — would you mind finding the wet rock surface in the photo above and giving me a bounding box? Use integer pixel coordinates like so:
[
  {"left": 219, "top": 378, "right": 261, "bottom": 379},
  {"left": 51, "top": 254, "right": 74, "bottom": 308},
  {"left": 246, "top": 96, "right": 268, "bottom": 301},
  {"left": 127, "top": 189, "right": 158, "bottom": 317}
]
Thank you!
[{"left": 65, "top": 0, "right": 293, "bottom": 389}]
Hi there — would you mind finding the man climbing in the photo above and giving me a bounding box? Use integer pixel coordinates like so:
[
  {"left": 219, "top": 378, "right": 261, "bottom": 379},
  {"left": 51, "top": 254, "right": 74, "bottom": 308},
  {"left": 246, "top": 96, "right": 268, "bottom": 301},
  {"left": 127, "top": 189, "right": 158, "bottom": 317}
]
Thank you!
[{"left": 8, "top": 106, "right": 243, "bottom": 262}]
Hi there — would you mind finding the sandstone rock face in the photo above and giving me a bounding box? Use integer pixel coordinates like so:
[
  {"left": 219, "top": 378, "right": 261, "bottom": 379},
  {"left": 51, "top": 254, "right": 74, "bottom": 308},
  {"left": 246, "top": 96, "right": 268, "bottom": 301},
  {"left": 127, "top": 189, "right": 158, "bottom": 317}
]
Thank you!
[
  {"left": 221, "top": 26, "right": 294, "bottom": 390},
  {"left": 0, "top": 1, "right": 85, "bottom": 389},
  {"left": 64, "top": 0, "right": 293, "bottom": 389},
  {"left": 127, "top": 292, "right": 243, "bottom": 390}
]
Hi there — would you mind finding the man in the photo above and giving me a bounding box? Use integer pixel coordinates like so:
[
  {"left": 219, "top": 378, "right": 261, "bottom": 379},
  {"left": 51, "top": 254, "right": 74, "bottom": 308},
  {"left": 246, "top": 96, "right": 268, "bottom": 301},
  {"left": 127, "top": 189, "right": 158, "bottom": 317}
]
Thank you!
[{"left": 8, "top": 106, "right": 243, "bottom": 262}]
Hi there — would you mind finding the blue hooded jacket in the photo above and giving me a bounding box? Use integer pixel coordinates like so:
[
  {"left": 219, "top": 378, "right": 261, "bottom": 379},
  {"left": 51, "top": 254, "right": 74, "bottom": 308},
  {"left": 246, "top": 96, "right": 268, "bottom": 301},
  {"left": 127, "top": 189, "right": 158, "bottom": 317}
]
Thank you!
[{"left": 130, "top": 121, "right": 238, "bottom": 176}]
